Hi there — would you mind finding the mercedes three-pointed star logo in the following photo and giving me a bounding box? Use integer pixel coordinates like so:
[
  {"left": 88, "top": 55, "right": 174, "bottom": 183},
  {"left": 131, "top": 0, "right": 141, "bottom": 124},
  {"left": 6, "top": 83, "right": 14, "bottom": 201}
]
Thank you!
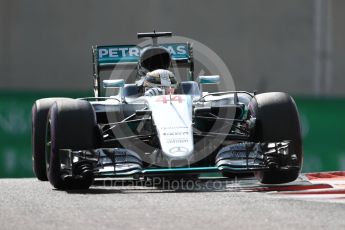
[{"left": 169, "top": 146, "right": 189, "bottom": 154}]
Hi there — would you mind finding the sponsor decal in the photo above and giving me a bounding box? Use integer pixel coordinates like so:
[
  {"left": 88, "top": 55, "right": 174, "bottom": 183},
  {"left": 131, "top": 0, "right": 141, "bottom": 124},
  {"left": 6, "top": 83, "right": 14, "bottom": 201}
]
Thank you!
[
  {"left": 166, "top": 139, "right": 189, "bottom": 144},
  {"left": 161, "top": 126, "right": 188, "bottom": 130},
  {"left": 98, "top": 46, "right": 139, "bottom": 59},
  {"left": 169, "top": 146, "right": 189, "bottom": 154},
  {"left": 162, "top": 132, "right": 189, "bottom": 136},
  {"left": 98, "top": 43, "right": 189, "bottom": 64}
]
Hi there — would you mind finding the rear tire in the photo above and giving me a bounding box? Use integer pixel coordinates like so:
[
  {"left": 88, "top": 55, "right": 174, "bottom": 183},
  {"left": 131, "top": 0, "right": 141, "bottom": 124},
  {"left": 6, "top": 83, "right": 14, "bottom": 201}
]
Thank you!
[
  {"left": 32, "top": 98, "right": 70, "bottom": 181},
  {"left": 46, "top": 99, "right": 99, "bottom": 190},
  {"left": 249, "top": 92, "right": 303, "bottom": 184}
]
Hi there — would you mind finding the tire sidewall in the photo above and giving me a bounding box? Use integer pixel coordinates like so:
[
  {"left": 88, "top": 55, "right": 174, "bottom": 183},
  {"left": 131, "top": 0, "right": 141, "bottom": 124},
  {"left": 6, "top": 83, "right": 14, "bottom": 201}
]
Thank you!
[
  {"left": 46, "top": 99, "right": 98, "bottom": 189},
  {"left": 249, "top": 92, "right": 303, "bottom": 184},
  {"left": 32, "top": 97, "right": 70, "bottom": 181}
]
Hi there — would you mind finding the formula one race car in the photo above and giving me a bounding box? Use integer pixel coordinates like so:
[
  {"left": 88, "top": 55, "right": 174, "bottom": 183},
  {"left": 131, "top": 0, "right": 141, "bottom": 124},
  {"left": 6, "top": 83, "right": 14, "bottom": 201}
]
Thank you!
[{"left": 32, "top": 32, "right": 303, "bottom": 189}]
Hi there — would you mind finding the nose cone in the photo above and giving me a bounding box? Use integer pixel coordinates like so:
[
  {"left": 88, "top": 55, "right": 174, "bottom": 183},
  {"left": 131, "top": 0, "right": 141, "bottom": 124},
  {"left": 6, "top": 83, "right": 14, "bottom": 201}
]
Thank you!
[{"left": 146, "top": 95, "right": 194, "bottom": 161}]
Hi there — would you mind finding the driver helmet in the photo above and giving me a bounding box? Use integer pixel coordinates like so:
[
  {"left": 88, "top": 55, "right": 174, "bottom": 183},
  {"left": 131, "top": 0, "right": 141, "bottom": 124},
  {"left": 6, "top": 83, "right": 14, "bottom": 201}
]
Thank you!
[{"left": 143, "top": 69, "right": 178, "bottom": 92}]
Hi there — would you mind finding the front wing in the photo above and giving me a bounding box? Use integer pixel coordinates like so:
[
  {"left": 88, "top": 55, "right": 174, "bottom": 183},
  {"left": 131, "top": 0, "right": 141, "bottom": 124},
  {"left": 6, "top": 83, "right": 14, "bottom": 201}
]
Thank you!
[{"left": 62, "top": 141, "right": 299, "bottom": 179}]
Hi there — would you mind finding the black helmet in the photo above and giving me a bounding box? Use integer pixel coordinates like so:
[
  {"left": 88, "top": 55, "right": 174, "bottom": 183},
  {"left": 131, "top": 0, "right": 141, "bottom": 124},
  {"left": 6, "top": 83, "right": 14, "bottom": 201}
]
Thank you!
[{"left": 139, "top": 47, "right": 171, "bottom": 71}]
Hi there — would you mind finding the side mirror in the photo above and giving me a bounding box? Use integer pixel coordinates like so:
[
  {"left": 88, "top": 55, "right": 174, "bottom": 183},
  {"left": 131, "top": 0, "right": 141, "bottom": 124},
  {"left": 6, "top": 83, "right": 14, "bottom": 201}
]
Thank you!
[
  {"left": 198, "top": 75, "right": 220, "bottom": 85},
  {"left": 198, "top": 75, "right": 220, "bottom": 97},
  {"left": 103, "top": 79, "right": 125, "bottom": 88},
  {"left": 103, "top": 79, "right": 125, "bottom": 101}
]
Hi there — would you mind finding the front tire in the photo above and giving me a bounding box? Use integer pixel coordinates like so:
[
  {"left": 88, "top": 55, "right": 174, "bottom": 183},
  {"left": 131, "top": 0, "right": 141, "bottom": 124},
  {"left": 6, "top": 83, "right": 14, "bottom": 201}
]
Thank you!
[
  {"left": 249, "top": 92, "right": 303, "bottom": 184},
  {"left": 46, "top": 99, "right": 99, "bottom": 190},
  {"left": 32, "top": 98, "right": 69, "bottom": 181}
]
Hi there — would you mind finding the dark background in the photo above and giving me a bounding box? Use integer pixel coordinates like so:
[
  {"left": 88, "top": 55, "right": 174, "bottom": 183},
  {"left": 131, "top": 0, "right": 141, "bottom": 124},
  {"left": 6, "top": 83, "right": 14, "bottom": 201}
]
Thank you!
[{"left": 0, "top": 0, "right": 344, "bottom": 177}]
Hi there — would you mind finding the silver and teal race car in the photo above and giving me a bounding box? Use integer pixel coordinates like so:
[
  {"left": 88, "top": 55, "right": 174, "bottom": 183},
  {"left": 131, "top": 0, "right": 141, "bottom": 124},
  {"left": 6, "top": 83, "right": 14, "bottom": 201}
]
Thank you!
[{"left": 32, "top": 32, "right": 302, "bottom": 190}]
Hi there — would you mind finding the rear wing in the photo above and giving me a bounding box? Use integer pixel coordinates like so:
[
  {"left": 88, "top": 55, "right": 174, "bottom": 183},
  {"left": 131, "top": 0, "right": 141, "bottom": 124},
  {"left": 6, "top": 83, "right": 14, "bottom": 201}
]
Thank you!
[{"left": 92, "top": 43, "right": 194, "bottom": 97}]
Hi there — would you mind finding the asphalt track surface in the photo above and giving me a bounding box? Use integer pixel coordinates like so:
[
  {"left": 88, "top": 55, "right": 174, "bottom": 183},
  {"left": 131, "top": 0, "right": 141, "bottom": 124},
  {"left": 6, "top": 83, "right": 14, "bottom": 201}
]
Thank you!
[{"left": 1, "top": 177, "right": 345, "bottom": 230}]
